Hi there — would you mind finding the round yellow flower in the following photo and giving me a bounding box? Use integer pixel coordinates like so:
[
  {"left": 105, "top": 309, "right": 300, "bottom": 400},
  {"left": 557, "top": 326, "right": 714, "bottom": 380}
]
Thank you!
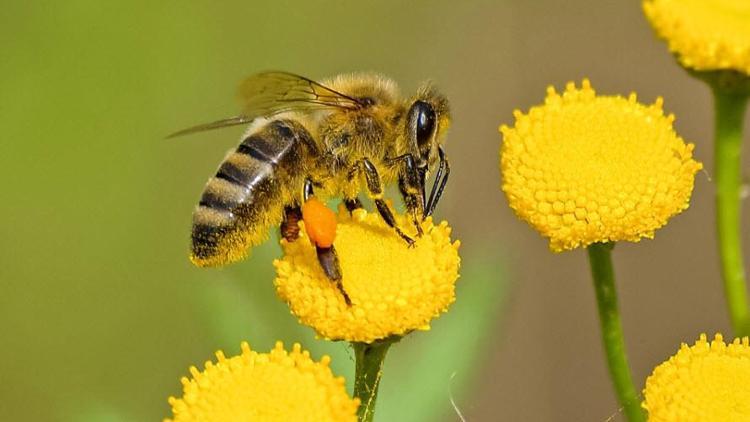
[
  {"left": 166, "top": 342, "right": 359, "bottom": 422},
  {"left": 643, "top": 0, "right": 750, "bottom": 75},
  {"left": 643, "top": 333, "right": 750, "bottom": 421},
  {"left": 274, "top": 207, "right": 460, "bottom": 343},
  {"left": 500, "top": 80, "right": 702, "bottom": 252}
]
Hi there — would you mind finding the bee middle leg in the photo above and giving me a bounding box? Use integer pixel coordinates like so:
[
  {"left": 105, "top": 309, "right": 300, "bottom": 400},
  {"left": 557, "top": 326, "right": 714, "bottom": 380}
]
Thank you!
[
  {"left": 360, "top": 158, "right": 415, "bottom": 246},
  {"left": 302, "top": 179, "right": 351, "bottom": 305}
]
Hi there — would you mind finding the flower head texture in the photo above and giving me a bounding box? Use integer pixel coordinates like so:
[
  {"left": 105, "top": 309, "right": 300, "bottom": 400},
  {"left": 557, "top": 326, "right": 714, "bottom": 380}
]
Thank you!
[
  {"left": 274, "top": 207, "right": 460, "bottom": 343},
  {"left": 499, "top": 80, "right": 702, "bottom": 251},
  {"left": 165, "top": 342, "right": 359, "bottom": 422},
  {"left": 643, "top": 0, "right": 750, "bottom": 75},
  {"left": 643, "top": 333, "right": 750, "bottom": 421}
]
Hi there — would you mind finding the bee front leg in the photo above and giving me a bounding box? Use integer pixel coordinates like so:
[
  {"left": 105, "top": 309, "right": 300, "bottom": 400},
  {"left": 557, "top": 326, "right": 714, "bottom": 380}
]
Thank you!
[
  {"left": 396, "top": 154, "right": 425, "bottom": 236},
  {"left": 360, "top": 158, "right": 415, "bottom": 246},
  {"left": 302, "top": 178, "right": 351, "bottom": 305},
  {"left": 400, "top": 189, "right": 424, "bottom": 237}
]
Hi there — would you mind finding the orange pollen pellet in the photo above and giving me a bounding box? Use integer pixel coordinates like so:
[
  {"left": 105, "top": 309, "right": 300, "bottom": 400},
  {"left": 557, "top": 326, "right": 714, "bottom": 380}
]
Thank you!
[{"left": 301, "top": 198, "right": 337, "bottom": 248}]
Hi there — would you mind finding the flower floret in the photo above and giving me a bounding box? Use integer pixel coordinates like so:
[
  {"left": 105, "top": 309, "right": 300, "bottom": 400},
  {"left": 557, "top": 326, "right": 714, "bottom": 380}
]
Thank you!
[
  {"left": 643, "top": 333, "right": 750, "bottom": 421},
  {"left": 643, "top": 0, "right": 750, "bottom": 75},
  {"left": 166, "top": 341, "right": 359, "bottom": 422},
  {"left": 274, "top": 207, "right": 461, "bottom": 343},
  {"left": 500, "top": 79, "right": 702, "bottom": 251}
]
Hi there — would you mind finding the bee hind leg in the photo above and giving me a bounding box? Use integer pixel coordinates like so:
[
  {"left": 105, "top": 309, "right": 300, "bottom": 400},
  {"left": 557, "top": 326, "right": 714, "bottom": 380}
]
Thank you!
[
  {"left": 316, "top": 245, "right": 351, "bottom": 305},
  {"left": 303, "top": 178, "right": 352, "bottom": 305}
]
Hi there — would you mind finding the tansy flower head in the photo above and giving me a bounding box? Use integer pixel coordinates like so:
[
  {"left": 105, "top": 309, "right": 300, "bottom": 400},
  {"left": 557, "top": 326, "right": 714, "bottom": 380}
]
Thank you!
[
  {"left": 500, "top": 80, "right": 702, "bottom": 251},
  {"left": 643, "top": 333, "right": 750, "bottom": 421},
  {"left": 274, "top": 207, "right": 460, "bottom": 343},
  {"left": 643, "top": 0, "right": 750, "bottom": 76},
  {"left": 166, "top": 341, "right": 359, "bottom": 422}
]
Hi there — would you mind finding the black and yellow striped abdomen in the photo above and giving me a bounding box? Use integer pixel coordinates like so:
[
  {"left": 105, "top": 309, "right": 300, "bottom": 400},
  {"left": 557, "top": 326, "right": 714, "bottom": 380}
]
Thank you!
[{"left": 190, "top": 119, "right": 314, "bottom": 267}]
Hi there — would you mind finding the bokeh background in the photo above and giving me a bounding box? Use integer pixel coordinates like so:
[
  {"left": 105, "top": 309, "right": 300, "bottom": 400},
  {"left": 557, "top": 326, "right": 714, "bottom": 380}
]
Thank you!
[{"left": 2, "top": 1, "right": 747, "bottom": 421}]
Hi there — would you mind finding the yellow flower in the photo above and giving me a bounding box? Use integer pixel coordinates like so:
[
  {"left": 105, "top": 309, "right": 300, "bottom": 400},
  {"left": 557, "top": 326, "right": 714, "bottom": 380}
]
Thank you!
[
  {"left": 274, "top": 207, "right": 460, "bottom": 343},
  {"left": 499, "top": 79, "right": 702, "bottom": 251},
  {"left": 643, "top": 0, "right": 750, "bottom": 75},
  {"left": 166, "top": 342, "right": 359, "bottom": 422},
  {"left": 643, "top": 333, "right": 750, "bottom": 421}
]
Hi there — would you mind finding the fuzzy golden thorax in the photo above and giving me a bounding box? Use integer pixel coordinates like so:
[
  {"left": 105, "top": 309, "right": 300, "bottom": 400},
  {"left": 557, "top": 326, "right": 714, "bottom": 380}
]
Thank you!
[
  {"left": 318, "top": 73, "right": 405, "bottom": 169},
  {"left": 319, "top": 73, "right": 451, "bottom": 173}
]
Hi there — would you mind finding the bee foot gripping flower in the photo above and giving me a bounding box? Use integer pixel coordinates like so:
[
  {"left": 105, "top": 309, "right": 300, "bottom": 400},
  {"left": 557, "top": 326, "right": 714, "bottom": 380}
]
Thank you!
[
  {"left": 274, "top": 206, "right": 461, "bottom": 343},
  {"left": 500, "top": 79, "right": 702, "bottom": 251},
  {"left": 643, "top": 333, "right": 750, "bottom": 421},
  {"left": 166, "top": 341, "right": 359, "bottom": 422}
]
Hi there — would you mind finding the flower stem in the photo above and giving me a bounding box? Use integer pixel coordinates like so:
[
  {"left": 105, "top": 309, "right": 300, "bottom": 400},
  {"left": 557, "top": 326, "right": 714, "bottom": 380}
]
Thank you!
[
  {"left": 712, "top": 85, "right": 750, "bottom": 337},
  {"left": 352, "top": 338, "right": 395, "bottom": 422},
  {"left": 587, "top": 242, "right": 645, "bottom": 422}
]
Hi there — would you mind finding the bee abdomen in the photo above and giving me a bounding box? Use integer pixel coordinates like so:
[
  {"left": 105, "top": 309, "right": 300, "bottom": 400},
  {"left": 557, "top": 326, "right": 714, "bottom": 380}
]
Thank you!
[
  {"left": 198, "top": 177, "right": 249, "bottom": 211},
  {"left": 191, "top": 120, "right": 312, "bottom": 267}
]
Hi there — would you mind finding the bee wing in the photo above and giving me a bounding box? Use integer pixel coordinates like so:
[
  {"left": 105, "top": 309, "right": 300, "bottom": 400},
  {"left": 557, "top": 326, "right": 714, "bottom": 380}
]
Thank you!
[
  {"left": 238, "top": 71, "right": 364, "bottom": 115},
  {"left": 167, "top": 71, "right": 364, "bottom": 139},
  {"left": 165, "top": 116, "right": 254, "bottom": 139}
]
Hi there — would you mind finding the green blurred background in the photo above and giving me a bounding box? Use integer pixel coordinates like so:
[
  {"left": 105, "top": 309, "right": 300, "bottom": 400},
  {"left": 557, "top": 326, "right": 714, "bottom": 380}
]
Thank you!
[{"left": 1, "top": 1, "right": 745, "bottom": 421}]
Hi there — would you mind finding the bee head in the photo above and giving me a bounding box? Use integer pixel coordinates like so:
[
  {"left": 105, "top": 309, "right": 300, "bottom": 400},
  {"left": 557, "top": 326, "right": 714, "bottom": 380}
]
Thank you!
[{"left": 405, "top": 85, "right": 450, "bottom": 170}]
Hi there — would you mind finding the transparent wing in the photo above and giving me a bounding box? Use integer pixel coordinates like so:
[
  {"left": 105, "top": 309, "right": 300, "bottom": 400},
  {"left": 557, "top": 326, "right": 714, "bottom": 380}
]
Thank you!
[
  {"left": 165, "top": 116, "right": 254, "bottom": 139},
  {"left": 238, "top": 71, "right": 364, "bottom": 116},
  {"left": 167, "top": 71, "right": 364, "bottom": 139}
]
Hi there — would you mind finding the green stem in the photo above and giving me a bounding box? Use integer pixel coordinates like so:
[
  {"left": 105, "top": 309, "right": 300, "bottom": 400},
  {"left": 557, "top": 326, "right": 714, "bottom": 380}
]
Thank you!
[
  {"left": 352, "top": 339, "right": 395, "bottom": 422},
  {"left": 587, "top": 243, "right": 645, "bottom": 422},
  {"left": 713, "top": 85, "right": 750, "bottom": 337}
]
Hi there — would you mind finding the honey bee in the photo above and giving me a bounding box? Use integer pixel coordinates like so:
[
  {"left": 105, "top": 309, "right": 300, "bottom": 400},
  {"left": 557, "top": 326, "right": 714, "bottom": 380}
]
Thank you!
[{"left": 170, "top": 71, "right": 451, "bottom": 302}]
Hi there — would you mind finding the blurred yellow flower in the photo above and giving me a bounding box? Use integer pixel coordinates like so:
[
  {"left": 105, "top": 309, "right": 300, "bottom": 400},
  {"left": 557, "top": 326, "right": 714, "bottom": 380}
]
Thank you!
[
  {"left": 274, "top": 207, "right": 460, "bottom": 343},
  {"left": 643, "top": 333, "right": 750, "bottom": 421},
  {"left": 166, "top": 342, "right": 359, "bottom": 422},
  {"left": 643, "top": 0, "right": 750, "bottom": 75},
  {"left": 500, "top": 79, "right": 702, "bottom": 251}
]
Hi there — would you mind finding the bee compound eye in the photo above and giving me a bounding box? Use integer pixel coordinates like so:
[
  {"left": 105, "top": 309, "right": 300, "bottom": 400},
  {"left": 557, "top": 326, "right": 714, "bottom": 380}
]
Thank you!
[{"left": 414, "top": 101, "right": 436, "bottom": 147}]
